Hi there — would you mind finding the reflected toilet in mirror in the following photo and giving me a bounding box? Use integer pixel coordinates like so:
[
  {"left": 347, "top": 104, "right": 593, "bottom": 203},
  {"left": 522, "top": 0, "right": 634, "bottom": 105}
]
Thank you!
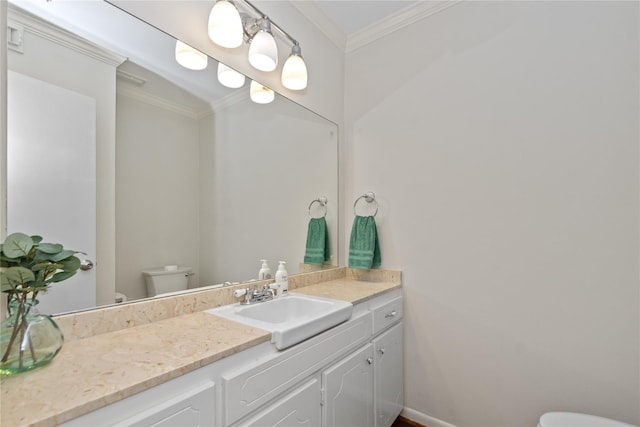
[{"left": 142, "top": 266, "right": 193, "bottom": 298}]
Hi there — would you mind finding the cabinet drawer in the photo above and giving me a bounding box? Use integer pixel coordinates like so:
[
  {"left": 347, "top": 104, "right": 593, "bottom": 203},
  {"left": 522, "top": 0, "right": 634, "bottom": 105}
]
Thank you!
[
  {"left": 223, "top": 312, "right": 372, "bottom": 426},
  {"left": 372, "top": 297, "right": 403, "bottom": 334}
]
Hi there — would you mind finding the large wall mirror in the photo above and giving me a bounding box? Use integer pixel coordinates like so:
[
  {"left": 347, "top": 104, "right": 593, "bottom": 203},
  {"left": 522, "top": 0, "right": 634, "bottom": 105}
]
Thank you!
[{"left": 5, "top": 0, "right": 338, "bottom": 315}]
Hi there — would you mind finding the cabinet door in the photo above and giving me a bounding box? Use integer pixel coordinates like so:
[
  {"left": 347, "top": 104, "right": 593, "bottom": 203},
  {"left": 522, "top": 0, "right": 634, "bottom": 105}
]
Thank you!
[
  {"left": 238, "top": 378, "right": 320, "bottom": 427},
  {"left": 322, "top": 344, "right": 374, "bottom": 427},
  {"left": 374, "top": 322, "right": 404, "bottom": 427}
]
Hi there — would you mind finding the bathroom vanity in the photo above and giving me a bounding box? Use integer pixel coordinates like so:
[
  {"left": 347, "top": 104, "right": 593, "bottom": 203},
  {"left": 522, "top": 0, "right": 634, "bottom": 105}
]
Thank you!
[{"left": 0, "top": 268, "right": 403, "bottom": 427}]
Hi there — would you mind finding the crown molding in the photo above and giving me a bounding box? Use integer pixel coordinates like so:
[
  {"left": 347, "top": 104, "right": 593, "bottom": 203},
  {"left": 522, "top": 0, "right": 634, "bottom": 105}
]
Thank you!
[
  {"left": 288, "top": 1, "right": 462, "bottom": 54},
  {"left": 116, "top": 84, "right": 212, "bottom": 120},
  {"left": 210, "top": 88, "right": 249, "bottom": 113},
  {"left": 288, "top": 1, "right": 348, "bottom": 51},
  {"left": 7, "top": 4, "right": 126, "bottom": 68},
  {"left": 346, "top": 0, "right": 463, "bottom": 53}
]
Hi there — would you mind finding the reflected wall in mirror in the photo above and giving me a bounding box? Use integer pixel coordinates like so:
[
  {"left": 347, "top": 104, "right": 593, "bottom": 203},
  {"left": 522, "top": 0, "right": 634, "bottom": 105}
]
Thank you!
[{"left": 5, "top": 0, "right": 338, "bottom": 315}]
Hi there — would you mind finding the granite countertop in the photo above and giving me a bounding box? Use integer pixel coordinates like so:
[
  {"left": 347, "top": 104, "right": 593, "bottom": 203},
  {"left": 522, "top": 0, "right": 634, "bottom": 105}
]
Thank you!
[{"left": 0, "top": 277, "right": 401, "bottom": 427}]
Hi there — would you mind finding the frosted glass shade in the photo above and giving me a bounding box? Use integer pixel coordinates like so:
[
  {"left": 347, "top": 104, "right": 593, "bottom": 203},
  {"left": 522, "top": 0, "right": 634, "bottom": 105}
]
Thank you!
[
  {"left": 175, "top": 41, "right": 208, "bottom": 70},
  {"left": 248, "top": 30, "right": 278, "bottom": 72},
  {"left": 208, "top": 0, "right": 243, "bottom": 48},
  {"left": 217, "top": 63, "right": 246, "bottom": 88},
  {"left": 281, "top": 53, "right": 307, "bottom": 90},
  {"left": 250, "top": 80, "right": 275, "bottom": 104}
]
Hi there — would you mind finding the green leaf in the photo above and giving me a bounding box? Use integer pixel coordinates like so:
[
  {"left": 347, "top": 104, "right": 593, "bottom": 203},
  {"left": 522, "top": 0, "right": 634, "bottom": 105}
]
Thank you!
[
  {"left": 1, "top": 256, "right": 20, "bottom": 268},
  {"left": 37, "top": 243, "right": 64, "bottom": 254},
  {"left": 31, "top": 235, "right": 43, "bottom": 244},
  {"left": 59, "top": 256, "right": 81, "bottom": 272},
  {"left": 49, "top": 250, "right": 76, "bottom": 262},
  {"left": 2, "top": 266, "right": 36, "bottom": 287},
  {"left": 50, "top": 270, "right": 76, "bottom": 282},
  {"left": 2, "top": 233, "right": 34, "bottom": 258}
]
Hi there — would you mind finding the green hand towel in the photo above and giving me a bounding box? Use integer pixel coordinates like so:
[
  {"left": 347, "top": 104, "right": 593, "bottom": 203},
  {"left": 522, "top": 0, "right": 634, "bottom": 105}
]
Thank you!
[
  {"left": 348, "top": 215, "right": 381, "bottom": 269},
  {"left": 304, "top": 217, "right": 330, "bottom": 265}
]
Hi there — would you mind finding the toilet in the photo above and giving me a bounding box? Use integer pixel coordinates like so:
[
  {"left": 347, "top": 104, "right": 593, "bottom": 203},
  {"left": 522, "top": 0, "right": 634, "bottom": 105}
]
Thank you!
[
  {"left": 142, "top": 265, "right": 192, "bottom": 297},
  {"left": 539, "top": 412, "right": 636, "bottom": 427}
]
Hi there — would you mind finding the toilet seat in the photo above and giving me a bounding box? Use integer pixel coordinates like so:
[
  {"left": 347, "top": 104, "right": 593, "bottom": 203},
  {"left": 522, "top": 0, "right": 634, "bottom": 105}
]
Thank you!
[{"left": 539, "top": 412, "right": 636, "bottom": 427}]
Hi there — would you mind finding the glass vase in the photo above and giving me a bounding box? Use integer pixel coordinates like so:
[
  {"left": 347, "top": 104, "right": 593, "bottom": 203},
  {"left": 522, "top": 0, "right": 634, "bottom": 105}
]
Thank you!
[{"left": 0, "top": 299, "right": 64, "bottom": 375}]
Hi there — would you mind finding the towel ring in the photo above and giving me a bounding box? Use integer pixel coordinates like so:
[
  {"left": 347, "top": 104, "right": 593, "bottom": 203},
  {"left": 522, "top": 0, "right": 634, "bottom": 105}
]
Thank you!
[
  {"left": 308, "top": 196, "right": 328, "bottom": 218},
  {"left": 353, "top": 192, "right": 378, "bottom": 217}
]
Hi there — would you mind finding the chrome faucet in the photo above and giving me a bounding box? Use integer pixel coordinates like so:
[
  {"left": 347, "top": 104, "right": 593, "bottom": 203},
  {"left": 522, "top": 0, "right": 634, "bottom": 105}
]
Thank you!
[{"left": 234, "top": 284, "right": 275, "bottom": 305}]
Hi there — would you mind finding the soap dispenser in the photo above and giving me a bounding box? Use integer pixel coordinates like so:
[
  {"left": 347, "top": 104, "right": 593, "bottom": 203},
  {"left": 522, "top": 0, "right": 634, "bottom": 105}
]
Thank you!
[
  {"left": 275, "top": 261, "right": 288, "bottom": 296},
  {"left": 258, "top": 260, "right": 271, "bottom": 280}
]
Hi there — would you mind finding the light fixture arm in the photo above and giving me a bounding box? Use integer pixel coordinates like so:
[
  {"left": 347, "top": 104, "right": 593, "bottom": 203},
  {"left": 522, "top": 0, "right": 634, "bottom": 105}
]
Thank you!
[{"left": 236, "top": 0, "right": 299, "bottom": 47}]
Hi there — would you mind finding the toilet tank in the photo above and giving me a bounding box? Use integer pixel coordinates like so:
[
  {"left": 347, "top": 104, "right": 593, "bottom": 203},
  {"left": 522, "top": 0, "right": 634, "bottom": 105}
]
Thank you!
[{"left": 142, "top": 266, "right": 192, "bottom": 297}]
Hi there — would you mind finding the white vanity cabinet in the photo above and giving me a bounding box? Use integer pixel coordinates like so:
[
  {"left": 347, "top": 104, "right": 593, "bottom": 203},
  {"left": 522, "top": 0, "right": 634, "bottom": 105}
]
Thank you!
[
  {"left": 226, "top": 291, "right": 404, "bottom": 427},
  {"left": 61, "top": 290, "right": 403, "bottom": 427}
]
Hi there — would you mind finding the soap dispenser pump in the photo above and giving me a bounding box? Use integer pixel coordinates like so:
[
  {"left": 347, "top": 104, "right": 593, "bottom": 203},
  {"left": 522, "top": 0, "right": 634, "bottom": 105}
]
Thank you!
[
  {"left": 258, "top": 260, "right": 271, "bottom": 280},
  {"left": 275, "top": 261, "right": 288, "bottom": 296}
]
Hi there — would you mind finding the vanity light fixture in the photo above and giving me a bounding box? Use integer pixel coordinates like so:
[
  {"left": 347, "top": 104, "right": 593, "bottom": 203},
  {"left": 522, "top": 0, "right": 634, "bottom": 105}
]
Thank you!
[
  {"left": 208, "top": 0, "right": 244, "bottom": 48},
  {"left": 248, "top": 17, "right": 277, "bottom": 72},
  {"left": 281, "top": 43, "right": 307, "bottom": 90},
  {"left": 175, "top": 40, "right": 208, "bottom": 70},
  {"left": 217, "top": 63, "right": 246, "bottom": 88},
  {"left": 207, "top": 0, "right": 308, "bottom": 91},
  {"left": 250, "top": 80, "right": 275, "bottom": 104}
]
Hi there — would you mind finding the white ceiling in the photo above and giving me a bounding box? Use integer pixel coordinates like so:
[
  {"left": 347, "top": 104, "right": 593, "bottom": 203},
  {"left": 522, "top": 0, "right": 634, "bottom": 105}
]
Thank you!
[{"left": 309, "top": 1, "right": 418, "bottom": 35}]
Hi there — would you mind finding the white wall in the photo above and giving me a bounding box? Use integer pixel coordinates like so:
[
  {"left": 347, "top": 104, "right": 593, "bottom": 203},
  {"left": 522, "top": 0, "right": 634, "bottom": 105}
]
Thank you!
[
  {"left": 345, "top": 1, "right": 639, "bottom": 426},
  {"left": 116, "top": 93, "right": 201, "bottom": 300}
]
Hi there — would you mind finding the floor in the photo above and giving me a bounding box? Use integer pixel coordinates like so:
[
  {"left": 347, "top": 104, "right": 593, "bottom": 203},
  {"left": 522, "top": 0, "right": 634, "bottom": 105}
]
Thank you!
[{"left": 392, "top": 415, "right": 427, "bottom": 427}]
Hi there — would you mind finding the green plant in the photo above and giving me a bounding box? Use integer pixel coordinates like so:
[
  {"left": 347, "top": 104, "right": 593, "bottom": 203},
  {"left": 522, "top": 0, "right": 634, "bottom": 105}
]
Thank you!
[
  {"left": 1, "top": 232, "right": 81, "bottom": 304},
  {"left": 1, "top": 232, "right": 81, "bottom": 371}
]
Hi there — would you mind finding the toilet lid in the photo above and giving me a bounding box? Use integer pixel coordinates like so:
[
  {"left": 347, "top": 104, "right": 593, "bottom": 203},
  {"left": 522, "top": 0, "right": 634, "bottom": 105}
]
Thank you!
[{"left": 539, "top": 412, "right": 636, "bottom": 427}]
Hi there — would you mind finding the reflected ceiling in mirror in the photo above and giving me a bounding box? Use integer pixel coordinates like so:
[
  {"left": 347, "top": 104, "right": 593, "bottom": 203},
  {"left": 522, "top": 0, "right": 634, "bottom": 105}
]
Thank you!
[{"left": 5, "top": 0, "right": 338, "bottom": 315}]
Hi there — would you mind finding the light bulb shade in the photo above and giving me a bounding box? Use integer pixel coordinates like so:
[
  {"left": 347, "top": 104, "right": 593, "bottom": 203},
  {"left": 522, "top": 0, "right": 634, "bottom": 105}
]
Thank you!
[
  {"left": 248, "top": 27, "right": 278, "bottom": 72},
  {"left": 208, "top": 0, "right": 243, "bottom": 48},
  {"left": 281, "top": 48, "right": 307, "bottom": 90},
  {"left": 250, "top": 80, "right": 275, "bottom": 104},
  {"left": 175, "top": 41, "right": 208, "bottom": 70},
  {"left": 217, "top": 63, "right": 246, "bottom": 88}
]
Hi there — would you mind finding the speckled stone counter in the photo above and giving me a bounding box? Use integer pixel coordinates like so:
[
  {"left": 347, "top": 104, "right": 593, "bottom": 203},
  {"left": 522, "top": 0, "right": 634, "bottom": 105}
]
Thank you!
[{"left": 0, "top": 268, "right": 401, "bottom": 427}]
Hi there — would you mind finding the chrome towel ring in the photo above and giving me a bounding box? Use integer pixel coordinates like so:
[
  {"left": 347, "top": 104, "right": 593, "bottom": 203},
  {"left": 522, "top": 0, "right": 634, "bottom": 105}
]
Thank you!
[
  {"left": 308, "top": 196, "right": 328, "bottom": 218},
  {"left": 353, "top": 192, "right": 378, "bottom": 217}
]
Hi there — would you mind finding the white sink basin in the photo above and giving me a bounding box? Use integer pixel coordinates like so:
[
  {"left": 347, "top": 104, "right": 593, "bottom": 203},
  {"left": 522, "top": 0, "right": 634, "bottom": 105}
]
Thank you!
[{"left": 207, "top": 293, "right": 353, "bottom": 350}]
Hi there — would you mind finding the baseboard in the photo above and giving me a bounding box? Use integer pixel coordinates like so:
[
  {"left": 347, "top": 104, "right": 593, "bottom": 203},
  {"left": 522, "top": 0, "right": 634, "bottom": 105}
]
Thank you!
[{"left": 401, "top": 407, "right": 458, "bottom": 427}]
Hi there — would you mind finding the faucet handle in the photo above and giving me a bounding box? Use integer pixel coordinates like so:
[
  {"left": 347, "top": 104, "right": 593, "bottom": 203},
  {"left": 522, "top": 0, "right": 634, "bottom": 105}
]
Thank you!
[{"left": 233, "top": 288, "right": 248, "bottom": 298}]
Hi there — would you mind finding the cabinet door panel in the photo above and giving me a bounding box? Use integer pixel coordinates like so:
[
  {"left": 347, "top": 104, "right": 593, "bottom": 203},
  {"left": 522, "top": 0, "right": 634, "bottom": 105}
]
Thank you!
[
  {"left": 374, "top": 322, "right": 404, "bottom": 427},
  {"left": 239, "top": 378, "right": 320, "bottom": 427},
  {"left": 114, "top": 382, "right": 216, "bottom": 427},
  {"left": 322, "top": 344, "right": 374, "bottom": 427},
  {"left": 62, "top": 369, "right": 216, "bottom": 427}
]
